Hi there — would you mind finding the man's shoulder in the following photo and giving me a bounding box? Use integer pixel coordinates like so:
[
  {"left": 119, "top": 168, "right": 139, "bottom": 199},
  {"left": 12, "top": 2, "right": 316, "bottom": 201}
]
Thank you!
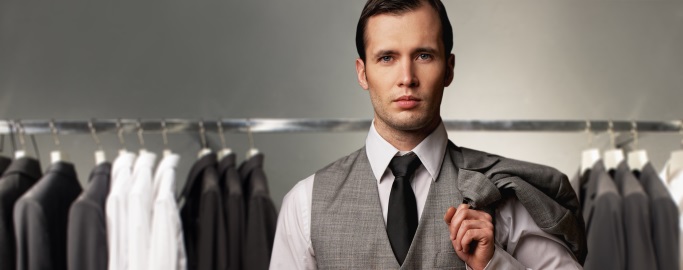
[
  {"left": 315, "top": 146, "right": 366, "bottom": 175},
  {"left": 453, "top": 143, "right": 565, "bottom": 178}
]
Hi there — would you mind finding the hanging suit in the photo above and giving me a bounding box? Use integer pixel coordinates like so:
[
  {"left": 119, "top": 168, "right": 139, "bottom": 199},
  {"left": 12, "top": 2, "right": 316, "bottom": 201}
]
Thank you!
[
  {"left": 612, "top": 161, "right": 658, "bottom": 270},
  {"left": 0, "top": 157, "right": 42, "bottom": 270},
  {"left": 219, "top": 153, "right": 245, "bottom": 270},
  {"left": 67, "top": 162, "right": 111, "bottom": 270},
  {"left": 579, "top": 161, "right": 625, "bottom": 269},
  {"left": 0, "top": 155, "right": 11, "bottom": 175},
  {"left": 239, "top": 153, "right": 278, "bottom": 270},
  {"left": 635, "top": 163, "right": 679, "bottom": 270},
  {"left": 14, "top": 161, "right": 82, "bottom": 270},
  {"left": 180, "top": 153, "right": 228, "bottom": 270}
]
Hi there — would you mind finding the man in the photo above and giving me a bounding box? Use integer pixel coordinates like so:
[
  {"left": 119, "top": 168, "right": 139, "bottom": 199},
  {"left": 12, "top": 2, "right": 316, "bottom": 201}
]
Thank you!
[{"left": 270, "top": 0, "right": 586, "bottom": 269}]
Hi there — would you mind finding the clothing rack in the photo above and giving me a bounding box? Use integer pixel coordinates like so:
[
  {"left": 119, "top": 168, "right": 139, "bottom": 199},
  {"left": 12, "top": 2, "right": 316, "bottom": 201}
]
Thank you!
[{"left": 0, "top": 119, "right": 681, "bottom": 135}]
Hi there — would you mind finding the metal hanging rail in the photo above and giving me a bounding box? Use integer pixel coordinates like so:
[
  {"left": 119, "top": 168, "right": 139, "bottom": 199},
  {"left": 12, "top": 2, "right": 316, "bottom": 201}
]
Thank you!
[{"left": 0, "top": 119, "right": 681, "bottom": 135}]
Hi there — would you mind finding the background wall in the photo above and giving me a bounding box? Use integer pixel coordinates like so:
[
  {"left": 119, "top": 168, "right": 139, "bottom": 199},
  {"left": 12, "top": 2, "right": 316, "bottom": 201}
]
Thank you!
[{"left": 1, "top": 0, "right": 682, "bottom": 208}]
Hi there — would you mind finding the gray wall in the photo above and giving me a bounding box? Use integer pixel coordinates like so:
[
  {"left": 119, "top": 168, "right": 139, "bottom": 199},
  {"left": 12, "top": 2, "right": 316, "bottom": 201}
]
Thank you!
[{"left": 1, "top": 0, "right": 682, "bottom": 208}]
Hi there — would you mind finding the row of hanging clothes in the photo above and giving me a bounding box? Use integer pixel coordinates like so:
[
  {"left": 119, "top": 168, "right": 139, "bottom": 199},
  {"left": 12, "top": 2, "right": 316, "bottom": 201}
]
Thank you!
[
  {"left": 571, "top": 124, "right": 683, "bottom": 270},
  {"left": 0, "top": 121, "right": 277, "bottom": 270}
]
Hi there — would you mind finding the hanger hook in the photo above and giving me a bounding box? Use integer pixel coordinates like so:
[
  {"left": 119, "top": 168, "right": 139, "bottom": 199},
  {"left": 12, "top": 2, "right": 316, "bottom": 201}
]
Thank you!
[
  {"left": 631, "top": 121, "right": 638, "bottom": 150},
  {"left": 88, "top": 119, "right": 103, "bottom": 150},
  {"left": 608, "top": 120, "right": 616, "bottom": 149},
  {"left": 247, "top": 118, "right": 255, "bottom": 150},
  {"left": 585, "top": 120, "right": 593, "bottom": 147},
  {"left": 11, "top": 120, "right": 26, "bottom": 151},
  {"left": 116, "top": 119, "right": 126, "bottom": 150},
  {"left": 161, "top": 119, "right": 169, "bottom": 148},
  {"left": 136, "top": 119, "right": 145, "bottom": 148},
  {"left": 217, "top": 120, "right": 226, "bottom": 149},
  {"left": 199, "top": 119, "right": 207, "bottom": 148},
  {"left": 49, "top": 119, "right": 61, "bottom": 148},
  {"left": 16, "top": 120, "right": 27, "bottom": 152}
]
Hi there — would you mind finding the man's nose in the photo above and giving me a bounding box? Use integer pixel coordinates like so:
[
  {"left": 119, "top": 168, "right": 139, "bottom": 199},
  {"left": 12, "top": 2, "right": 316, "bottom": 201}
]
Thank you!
[{"left": 398, "top": 60, "right": 419, "bottom": 88}]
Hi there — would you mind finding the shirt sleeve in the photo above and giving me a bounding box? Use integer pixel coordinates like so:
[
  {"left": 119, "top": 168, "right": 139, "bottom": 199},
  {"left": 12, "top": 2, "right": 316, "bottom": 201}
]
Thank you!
[
  {"left": 490, "top": 196, "right": 583, "bottom": 270},
  {"left": 269, "top": 175, "right": 316, "bottom": 270}
]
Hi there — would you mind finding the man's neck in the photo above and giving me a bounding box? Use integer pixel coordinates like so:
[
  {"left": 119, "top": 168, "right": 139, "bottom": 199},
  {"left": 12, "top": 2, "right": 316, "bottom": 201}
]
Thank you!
[{"left": 373, "top": 117, "right": 442, "bottom": 151}]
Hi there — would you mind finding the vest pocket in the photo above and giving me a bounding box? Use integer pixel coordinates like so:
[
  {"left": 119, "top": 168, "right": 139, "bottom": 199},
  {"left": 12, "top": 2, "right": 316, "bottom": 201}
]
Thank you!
[{"left": 434, "top": 251, "right": 466, "bottom": 269}]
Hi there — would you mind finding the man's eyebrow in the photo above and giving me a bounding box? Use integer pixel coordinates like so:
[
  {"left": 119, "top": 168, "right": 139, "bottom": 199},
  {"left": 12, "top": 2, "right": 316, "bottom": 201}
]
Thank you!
[
  {"left": 373, "top": 50, "right": 397, "bottom": 58},
  {"left": 414, "top": 47, "right": 439, "bottom": 54}
]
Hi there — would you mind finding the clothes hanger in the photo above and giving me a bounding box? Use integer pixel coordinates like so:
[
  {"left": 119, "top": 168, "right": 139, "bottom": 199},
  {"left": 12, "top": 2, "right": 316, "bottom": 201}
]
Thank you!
[
  {"left": 603, "top": 121, "right": 624, "bottom": 171},
  {"left": 197, "top": 120, "right": 212, "bottom": 158},
  {"left": 217, "top": 120, "right": 232, "bottom": 160},
  {"left": 668, "top": 120, "right": 683, "bottom": 177},
  {"left": 245, "top": 119, "right": 259, "bottom": 160},
  {"left": 116, "top": 119, "right": 130, "bottom": 156},
  {"left": 136, "top": 119, "right": 149, "bottom": 155},
  {"left": 580, "top": 120, "right": 601, "bottom": 175},
  {"left": 88, "top": 120, "right": 107, "bottom": 165},
  {"left": 13, "top": 120, "right": 31, "bottom": 159},
  {"left": 626, "top": 121, "right": 648, "bottom": 172},
  {"left": 161, "top": 120, "right": 173, "bottom": 158},
  {"left": 49, "top": 119, "right": 68, "bottom": 163}
]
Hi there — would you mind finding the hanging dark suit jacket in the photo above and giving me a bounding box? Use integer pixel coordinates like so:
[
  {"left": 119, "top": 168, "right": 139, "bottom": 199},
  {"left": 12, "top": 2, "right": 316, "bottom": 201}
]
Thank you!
[
  {"left": 0, "top": 157, "right": 42, "bottom": 270},
  {"left": 612, "top": 161, "right": 658, "bottom": 270},
  {"left": 67, "top": 162, "right": 111, "bottom": 270},
  {"left": 219, "top": 153, "right": 245, "bottom": 270},
  {"left": 14, "top": 161, "right": 82, "bottom": 270},
  {"left": 180, "top": 153, "right": 228, "bottom": 270},
  {"left": 636, "top": 162, "right": 679, "bottom": 270},
  {"left": 578, "top": 161, "right": 625, "bottom": 269},
  {"left": 0, "top": 155, "right": 11, "bottom": 175},
  {"left": 239, "top": 153, "right": 278, "bottom": 270}
]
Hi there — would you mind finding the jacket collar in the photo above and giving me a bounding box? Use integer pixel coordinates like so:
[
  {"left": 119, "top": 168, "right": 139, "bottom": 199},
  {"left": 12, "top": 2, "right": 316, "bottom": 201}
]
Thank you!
[
  {"left": 3, "top": 157, "right": 42, "bottom": 180},
  {"left": 447, "top": 142, "right": 502, "bottom": 208},
  {"left": 181, "top": 152, "right": 217, "bottom": 199}
]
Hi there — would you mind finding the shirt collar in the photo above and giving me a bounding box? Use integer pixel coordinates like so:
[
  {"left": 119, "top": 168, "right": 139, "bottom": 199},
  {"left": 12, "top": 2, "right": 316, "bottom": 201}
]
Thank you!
[{"left": 365, "top": 120, "right": 448, "bottom": 182}]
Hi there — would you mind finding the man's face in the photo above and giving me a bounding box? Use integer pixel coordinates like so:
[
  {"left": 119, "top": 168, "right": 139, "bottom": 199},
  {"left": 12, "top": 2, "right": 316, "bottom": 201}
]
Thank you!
[{"left": 356, "top": 4, "right": 455, "bottom": 133}]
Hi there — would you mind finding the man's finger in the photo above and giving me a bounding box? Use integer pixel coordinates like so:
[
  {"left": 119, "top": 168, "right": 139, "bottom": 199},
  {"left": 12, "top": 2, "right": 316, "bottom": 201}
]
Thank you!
[
  {"left": 455, "top": 219, "right": 493, "bottom": 251},
  {"left": 444, "top": 206, "right": 456, "bottom": 224},
  {"left": 448, "top": 206, "right": 492, "bottom": 242},
  {"left": 459, "top": 227, "right": 494, "bottom": 253}
]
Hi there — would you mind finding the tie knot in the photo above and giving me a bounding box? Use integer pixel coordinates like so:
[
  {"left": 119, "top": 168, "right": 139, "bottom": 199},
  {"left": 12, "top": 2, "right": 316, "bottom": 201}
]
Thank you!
[{"left": 389, "top": 153, "right": 422, "bottom": 178}]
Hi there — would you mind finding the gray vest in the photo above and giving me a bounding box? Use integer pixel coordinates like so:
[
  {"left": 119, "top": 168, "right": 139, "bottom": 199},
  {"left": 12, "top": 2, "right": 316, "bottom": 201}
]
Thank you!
[{"left": 311, "top": 142, "right": 586, "bottom": 269}]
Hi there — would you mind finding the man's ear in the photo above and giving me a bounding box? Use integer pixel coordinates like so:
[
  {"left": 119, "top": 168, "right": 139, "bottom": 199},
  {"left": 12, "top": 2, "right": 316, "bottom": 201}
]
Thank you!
[
  {"left": 444, "top": 53, "right": 455, "bottom": 86},
  {"left": 356, "top": 58, "right": 369, "bottom": 90}
]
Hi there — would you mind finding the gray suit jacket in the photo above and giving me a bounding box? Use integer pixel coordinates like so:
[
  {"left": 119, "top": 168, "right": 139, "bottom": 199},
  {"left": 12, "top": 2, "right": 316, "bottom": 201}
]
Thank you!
[
  {"left": 67, "top": 162, "right": 111, "bottom": 270},
  {"left": 14, "top": 161, "right": 82, "bottom": 270},
  {"left": 0, "top": 157, "right": 42, "bottom": 270},
  {"left": 581, "top": 161, "right": 625, "bottom": 269},
  {"left": 452, "top": 143, "right": 587, "bottom": 263},
  {"left": 613, "top": 161, "right": 658, "bottom": 269},
  {"left": 637, "top": 162, "right": 679, "bottom": 270}
]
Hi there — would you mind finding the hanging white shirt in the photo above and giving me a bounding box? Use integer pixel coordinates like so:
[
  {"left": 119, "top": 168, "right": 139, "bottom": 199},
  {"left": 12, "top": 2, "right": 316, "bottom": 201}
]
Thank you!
[
  {"left": 148, "top": 153, "right": 188, "bottom": 270},
  {"left": 269, "top": 121, "right": 581, "bottom": 270},
  {"left": 127, "top": 151, "right": 157, "bottom": 270},
  {"left": 106, "top": 151, "right": 137, "bottom": 270}
]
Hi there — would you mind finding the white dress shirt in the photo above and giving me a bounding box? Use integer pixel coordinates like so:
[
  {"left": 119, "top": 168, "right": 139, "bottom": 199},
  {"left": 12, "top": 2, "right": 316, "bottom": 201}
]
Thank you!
[
  {"left": 270, "top": 122, "right": 582, "bottom": 270},
  {"left": 127, "top": 150, "right": 157, "bottom": 270},
  {"left": 148, "top": 153, "right": 187, "bottom": 270},
  {"left": 106, "top": 151, "right": 137, "bottom": 270}
]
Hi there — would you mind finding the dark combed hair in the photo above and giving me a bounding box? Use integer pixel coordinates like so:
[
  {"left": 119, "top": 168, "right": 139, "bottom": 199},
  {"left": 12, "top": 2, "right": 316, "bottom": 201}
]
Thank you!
[{"left": 355, "top": 0, "right": 453, "bottom": 62}]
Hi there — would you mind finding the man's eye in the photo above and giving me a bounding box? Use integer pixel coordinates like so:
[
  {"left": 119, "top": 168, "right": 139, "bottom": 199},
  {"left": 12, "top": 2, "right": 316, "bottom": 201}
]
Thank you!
[
  {"left": 418, "top": 54, "right": 432, "bottom": 60},
  {"left": 380, "top": 56, "right": 392, "bottom": 62}
]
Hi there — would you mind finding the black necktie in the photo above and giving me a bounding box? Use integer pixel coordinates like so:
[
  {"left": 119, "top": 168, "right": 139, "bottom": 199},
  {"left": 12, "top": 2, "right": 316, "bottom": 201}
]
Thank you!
[{"left": 386, "top": 153, "right": 422, "bottom": 265}]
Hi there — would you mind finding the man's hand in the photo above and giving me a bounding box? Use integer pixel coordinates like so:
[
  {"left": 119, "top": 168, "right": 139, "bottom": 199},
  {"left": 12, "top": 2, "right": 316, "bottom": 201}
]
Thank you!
[{"left": 443, "top": 204, "right": 495, "bottom": 270}]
